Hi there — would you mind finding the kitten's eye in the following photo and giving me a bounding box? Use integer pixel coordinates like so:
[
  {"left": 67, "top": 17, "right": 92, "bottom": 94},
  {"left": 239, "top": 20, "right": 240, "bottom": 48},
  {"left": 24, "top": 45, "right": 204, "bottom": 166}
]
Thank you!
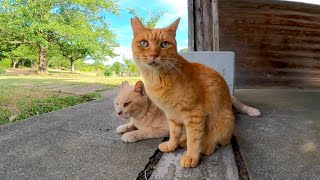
[
  {"left": 116, "top": 103, "right": 118, "bottom": 105},
  {"left": 140, "top": 40, "right": 149, "bottom": 47},
  {"left": 123, "top": 101, "right": 132, "bottom": 108},
  {"left": 160, "top": 41, "right": 170, "bottom": 48}
]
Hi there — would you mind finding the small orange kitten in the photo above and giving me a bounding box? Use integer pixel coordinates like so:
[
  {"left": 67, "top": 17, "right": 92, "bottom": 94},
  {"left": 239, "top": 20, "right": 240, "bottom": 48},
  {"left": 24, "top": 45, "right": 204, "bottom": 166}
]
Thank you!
[
  {"left": 131, "top": 17, "right": 236, "bottom": 168},
  {"left": 114, "top": 81, "right": 168, "bottom": 142}
]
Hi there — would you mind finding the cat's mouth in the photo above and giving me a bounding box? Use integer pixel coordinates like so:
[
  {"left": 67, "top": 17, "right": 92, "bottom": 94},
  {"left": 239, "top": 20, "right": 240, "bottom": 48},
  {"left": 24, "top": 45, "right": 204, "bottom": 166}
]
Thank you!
[{"left": 148, "top": 61, "right": 159, "bottom": 67}]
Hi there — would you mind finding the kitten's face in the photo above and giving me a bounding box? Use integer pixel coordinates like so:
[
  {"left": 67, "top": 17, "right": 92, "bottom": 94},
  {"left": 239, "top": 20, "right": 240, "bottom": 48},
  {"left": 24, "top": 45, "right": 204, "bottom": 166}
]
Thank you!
[
  {"left": 114, "top": 81, "right": 149, "bottom": 119},
  {"left": 131, "top": 18, "right": 180, "bottom": 70}
]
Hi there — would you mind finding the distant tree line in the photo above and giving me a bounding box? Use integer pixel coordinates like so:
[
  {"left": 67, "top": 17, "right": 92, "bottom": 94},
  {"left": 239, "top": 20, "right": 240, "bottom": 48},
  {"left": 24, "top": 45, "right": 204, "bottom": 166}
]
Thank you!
[
  {"left": 105, "top": 58, "right": 140, "bottom": 77},
  {"left": 0, "top": 0, "right": 120, "bottom": 74}
]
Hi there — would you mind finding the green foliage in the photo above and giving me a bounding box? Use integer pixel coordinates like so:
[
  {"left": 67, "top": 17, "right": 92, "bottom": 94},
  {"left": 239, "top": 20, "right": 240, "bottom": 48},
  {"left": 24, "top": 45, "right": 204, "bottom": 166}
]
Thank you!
[
  {"left": 12, "top": 45, "right": 38, "bottom": 62},
  {"left": 104, "top": 65, "right": 113, "bottom": 77},
  {"left": 103, "top": 59, "right": 140, "bottom": 77},
  {"left": 0, "top": 58, "right": 12, "bottom": 69},
  {"left": 0, "top": 108, "right": 11, "bottom": 125},
  {"left": 0, "top": 92, "right": 101, "bottom": 124},
  {"left": 0, "top": 58, "right": 11, "bottom": 74},
  {"left": 0, "top": 68, "right": 5, "bottom": 74},
  {"left": 110, "top": 62, "right": 124, "bottom": 76},
  {"left": 0, "top": 0, "right": 120, "bottom": 72},
  {"left": 124, "top": 58, "right": 140, "bottom": 76},
  {"left": 180, "top": 48, "right": 188, "bottom": 53},
  {"left": 16, "top": 93, "right": 102, "bottom": 121},
  {"left": 75, "top": 61, "right": 96, "bottom": 72},
  {"left": 93, "top": 62, "right": 106, "bottom": 71},
  {"left": 129, "top": 8, "right": 166, "bottom": 28},
  {"left": 48, "top": 45, "right": 69, "bottom": 69},
  {"left": 7, "top": 45, "right": 39, "bottom": 67}
]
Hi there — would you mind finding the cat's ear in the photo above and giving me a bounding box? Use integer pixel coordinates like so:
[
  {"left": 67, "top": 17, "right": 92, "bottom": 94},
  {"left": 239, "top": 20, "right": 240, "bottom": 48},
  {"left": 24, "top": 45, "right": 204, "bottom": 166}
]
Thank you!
[
  {"left": 131, "top": 18, "right": 146, "bottom": 37},
  {"left": 134, "top": 81, "right": 145, "bottom": 96},
  {"left": 121, "top": 81, "right": 129, "bottom": 88},
  {"left": 166, "top": 18, "right": 180, "bottom": 37}
]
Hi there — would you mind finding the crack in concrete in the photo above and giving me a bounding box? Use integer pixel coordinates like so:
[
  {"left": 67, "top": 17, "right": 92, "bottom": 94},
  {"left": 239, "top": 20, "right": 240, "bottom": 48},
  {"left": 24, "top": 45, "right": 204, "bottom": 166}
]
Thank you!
[
  {"left": 231, "top": 136, "right": 250, "bottom": 180},
  {"left": 136, "top": 137, "right": 168, "bottom": 180}
]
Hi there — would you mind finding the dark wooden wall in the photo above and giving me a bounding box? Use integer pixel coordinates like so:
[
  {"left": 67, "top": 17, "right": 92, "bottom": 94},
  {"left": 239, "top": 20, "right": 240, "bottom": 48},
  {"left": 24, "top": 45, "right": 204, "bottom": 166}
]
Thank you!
[
  {"left": 188, "top": 0, "right": 320, "bottom": 88},
  {"left": 219, "top": 0, "right": 320, "bottom": 88}
]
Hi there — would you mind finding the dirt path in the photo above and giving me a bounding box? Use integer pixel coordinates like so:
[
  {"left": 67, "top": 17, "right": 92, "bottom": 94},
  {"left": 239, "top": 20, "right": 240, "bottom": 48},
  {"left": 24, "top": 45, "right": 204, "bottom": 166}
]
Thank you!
[{"left": 3, "top": 69, "right": 33, "bottom": 75}]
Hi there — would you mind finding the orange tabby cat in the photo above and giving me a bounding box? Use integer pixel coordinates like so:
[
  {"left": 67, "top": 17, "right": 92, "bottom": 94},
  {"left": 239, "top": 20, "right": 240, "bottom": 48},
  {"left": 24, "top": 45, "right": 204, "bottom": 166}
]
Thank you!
[
  {"left": 114, "top": 81, "right": 168, "bottom": 142},
  {"left": 131, "top": 17, "right": 236, "bottom": 168},
  {"left": 114, "top": 80, "right": 259, "bottom": 144}
]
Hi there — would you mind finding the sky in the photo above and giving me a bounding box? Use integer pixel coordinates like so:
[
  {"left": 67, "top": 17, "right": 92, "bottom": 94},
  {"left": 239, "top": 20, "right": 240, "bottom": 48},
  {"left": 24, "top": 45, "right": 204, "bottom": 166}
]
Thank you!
[{"left": 104, "top": 0, "right": 320, "bottom": 65}]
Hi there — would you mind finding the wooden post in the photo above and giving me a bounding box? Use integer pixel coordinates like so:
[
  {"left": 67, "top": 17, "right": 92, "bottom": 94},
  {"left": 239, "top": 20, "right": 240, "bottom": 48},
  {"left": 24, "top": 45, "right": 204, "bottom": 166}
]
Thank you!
[
  {"left": 212, "top": 0, "right": 219, "bottom": 51},
  {"left": 188, "top": 0, "right": 195, "bottom": 51},
  {"left": 188, "top": 0, "right": 219, "bottom": 51}
]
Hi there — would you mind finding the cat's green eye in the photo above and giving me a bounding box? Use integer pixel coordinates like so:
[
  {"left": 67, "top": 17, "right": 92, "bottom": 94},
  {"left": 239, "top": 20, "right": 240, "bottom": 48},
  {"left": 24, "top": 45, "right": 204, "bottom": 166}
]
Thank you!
[
  {"left": 140, "top": 40, "right": 149, "bottom": 47},
  {"left": 123, "top": 101, "right": 132, "bottom": 108},
  {"left": 160, "top": 41, "right": 170, "bottom": 48}
]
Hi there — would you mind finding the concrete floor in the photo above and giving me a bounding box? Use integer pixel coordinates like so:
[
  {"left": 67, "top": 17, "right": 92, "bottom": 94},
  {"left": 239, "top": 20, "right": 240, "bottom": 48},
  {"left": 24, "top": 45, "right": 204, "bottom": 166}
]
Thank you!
[
  {"left": 235, "top": 89, "right": 320, "bottom": 180},
  {"left": 0, "top": 95, "right": 162, "bottom": 180},
  {"left": 0, "top": 89, "right": 319, "bottom": 180}
]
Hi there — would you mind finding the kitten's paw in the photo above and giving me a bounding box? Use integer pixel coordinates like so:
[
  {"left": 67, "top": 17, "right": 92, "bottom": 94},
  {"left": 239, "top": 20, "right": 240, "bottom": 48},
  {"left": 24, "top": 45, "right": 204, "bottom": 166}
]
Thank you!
[
  {"left": 158, "top": 142, "right": 177, "bottom": 153},
  {"left": 180, "top": 155, "right": 199, "bottom": 168},
  {"left": 116, "top": 125, "right": 127, "bottom": 134},
  {"left": 179, "top": 138, "right": 187, "bottom": 148},
  {"left": 202, "top": 144, "right": 216, "bottom": 156},
  {"left": 246, "top": 107, "right": 261, "bottom": 117},
  {"left": 121, "top": 133, "right": 137, "bottom": 143}
]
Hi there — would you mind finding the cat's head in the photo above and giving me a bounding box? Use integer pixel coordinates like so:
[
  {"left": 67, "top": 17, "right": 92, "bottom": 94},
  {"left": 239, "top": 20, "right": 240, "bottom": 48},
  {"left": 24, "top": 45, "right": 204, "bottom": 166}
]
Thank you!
[
  {"left": 114, "top": 80, "right": 149, "bottom": 119},
  {"left": 130, "top": 17, "right": 181, "bottom": 70}
]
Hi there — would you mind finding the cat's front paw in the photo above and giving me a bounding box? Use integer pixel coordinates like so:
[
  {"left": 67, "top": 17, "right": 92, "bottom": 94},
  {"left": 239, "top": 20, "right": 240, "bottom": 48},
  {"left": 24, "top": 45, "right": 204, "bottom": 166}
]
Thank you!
[
  {"left": 246, "top": 107, "right": 261, "bottom": 117},
  {"left": 180, "top": 155, "right": 199, "bottom": 168},
  {"left": 121, "top": 132, "right": 137, "bottom": 143},
  {"left": 116, "top": 125, "right": 128, "bottom": 134},
  {"left": 158, "top": 142, "right": 177, "bottom": 153},
  {"left": 202, "top": 143, "right": 216, "bottom": 156}
]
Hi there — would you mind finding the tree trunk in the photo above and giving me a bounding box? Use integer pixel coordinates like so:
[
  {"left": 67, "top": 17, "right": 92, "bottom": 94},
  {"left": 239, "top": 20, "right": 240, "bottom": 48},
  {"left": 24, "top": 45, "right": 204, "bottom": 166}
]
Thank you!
[
  {"left": 37, "top": 45, "right": 48, "bottom": 74},
  {"left": 12, "top": 61, "right": 18, "bottom": 69},
  {"left": 70, "top": 60, "right": 75, "bottom": 74}
]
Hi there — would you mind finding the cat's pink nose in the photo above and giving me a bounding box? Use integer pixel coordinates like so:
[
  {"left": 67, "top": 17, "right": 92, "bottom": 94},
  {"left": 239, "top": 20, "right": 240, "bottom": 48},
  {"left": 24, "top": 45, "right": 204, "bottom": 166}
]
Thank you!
[
  {"left": 117, "top": 111, "right": 122, "bottom": 116},
  {"left": 149, "top": 53, "right": 159, "bottom": 59}
]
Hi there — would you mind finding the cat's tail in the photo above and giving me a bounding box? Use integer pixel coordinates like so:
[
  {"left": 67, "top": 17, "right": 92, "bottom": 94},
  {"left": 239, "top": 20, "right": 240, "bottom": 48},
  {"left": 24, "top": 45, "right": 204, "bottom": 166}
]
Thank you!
[{"left": 231, "top": 96, "right": 261, "bottom": 117}]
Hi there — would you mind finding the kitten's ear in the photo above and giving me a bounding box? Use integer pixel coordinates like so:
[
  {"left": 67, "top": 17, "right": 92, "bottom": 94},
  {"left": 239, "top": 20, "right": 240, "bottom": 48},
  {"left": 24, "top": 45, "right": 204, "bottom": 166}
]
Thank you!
[
  {"left": 131, "top": 18, "right": 146, "bottom": 37},
  {"left": 121, "top": 81, "right": 129, "bottom": 88},
  {"left": 134, "top": 81, "right": 145, "bottom": 95},
  {"left": 166, "top": 18, "right": 180, "bottom": 37}
]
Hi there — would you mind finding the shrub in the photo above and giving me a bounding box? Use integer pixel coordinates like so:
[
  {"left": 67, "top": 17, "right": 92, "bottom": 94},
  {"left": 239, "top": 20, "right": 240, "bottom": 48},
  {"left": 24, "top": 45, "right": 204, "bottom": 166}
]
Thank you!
[
  {"left": 104, "top": 68, "right": 113, "bottom": 77},
  {"left": 0, "top": 58, "right": 12, "bottom": 69},
  {"left": 0, "top": 68, "right": 5, "bottom": 74}
]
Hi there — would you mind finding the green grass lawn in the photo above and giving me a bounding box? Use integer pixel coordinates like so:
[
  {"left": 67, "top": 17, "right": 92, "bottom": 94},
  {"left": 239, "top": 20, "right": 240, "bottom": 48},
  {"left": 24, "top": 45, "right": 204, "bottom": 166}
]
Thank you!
[{"left": 0, "top": 69, "right": 140, "bottom": 125}]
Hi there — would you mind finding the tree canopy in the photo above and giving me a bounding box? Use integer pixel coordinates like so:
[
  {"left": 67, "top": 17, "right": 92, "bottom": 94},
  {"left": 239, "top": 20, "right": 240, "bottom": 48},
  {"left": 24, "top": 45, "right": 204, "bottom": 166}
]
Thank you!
[
  {"left": 0, "top": 0, "right": 120, "bottom": 73},
  {"left": 128, "top": 8, "right": 165, "bottom": 28}
]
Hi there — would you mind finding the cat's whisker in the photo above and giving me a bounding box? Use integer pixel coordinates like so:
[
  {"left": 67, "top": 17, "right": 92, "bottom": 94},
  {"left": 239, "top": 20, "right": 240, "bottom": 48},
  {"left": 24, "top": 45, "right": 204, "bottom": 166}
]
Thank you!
[
  {"left": 166, "top": 60, "right": 185, "bottom": 77},
  {"left": 163, "top": 63, "right": 171, "bottom": 73},
  {"left": 166, "top": 62, "right": 179, "bottom": 76},
  {"left": 164, "top": 62, "right": 178, "bottom": 79}
]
